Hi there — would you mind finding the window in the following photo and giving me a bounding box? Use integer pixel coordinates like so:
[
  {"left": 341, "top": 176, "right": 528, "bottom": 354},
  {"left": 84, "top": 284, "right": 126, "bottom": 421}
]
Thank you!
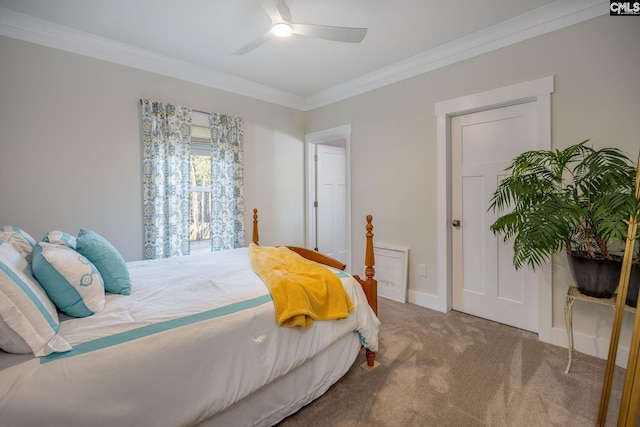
[
  {"left": 189, "top": 144, "right": 212, "bottom": 252},
  {"left": 189, "top": 113, "right": 213, "bottom": 253},
  {"left": 141, "top": 100, "right": 244, "bottom": 259}
]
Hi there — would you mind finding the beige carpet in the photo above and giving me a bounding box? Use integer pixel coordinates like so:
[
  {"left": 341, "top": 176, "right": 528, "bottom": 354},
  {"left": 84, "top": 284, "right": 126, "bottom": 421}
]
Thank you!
[{"left": 278, "top": 297, "right": 633, "bottom": 426}]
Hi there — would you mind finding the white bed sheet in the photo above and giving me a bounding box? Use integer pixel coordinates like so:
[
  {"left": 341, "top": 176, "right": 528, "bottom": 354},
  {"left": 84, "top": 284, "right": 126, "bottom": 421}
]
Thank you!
[
  {"left": 198, "top": 333, "right": 362, "bottom": 427},
  {"left": 0, "top": 248, "right": 379, "bottom": 427}
]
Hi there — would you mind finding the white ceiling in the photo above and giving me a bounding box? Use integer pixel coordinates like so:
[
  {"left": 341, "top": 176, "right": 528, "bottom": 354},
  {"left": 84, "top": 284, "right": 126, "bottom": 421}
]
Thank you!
[{"left": 0, "top": 0, "right": 606, "bottom": 110}]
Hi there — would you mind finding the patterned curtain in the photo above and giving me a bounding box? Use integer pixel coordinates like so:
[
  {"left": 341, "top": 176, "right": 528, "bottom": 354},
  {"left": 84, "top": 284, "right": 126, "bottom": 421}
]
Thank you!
[
  {"left": 141, "top": 99, "right": 192, "bottom": 259},
  {"left": 208, "top": 113, "right": 245, "bottom": 251}
]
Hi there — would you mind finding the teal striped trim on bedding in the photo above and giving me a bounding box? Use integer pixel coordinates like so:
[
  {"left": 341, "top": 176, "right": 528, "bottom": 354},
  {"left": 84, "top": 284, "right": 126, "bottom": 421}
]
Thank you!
[
  {"left": 41, "top": 294, "right": 273, "bottom": 364},
  {"left": 325, "top": 266, "right": 349, "bottom": 279},
  {"left": 0, "top": 258, "right": 59, "bottom": 332}
]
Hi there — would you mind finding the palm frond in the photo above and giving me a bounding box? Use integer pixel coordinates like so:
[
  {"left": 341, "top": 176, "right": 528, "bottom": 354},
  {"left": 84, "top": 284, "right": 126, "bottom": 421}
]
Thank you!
[{"left": 489, "top": 140, "right": 638, "bottom": 269}]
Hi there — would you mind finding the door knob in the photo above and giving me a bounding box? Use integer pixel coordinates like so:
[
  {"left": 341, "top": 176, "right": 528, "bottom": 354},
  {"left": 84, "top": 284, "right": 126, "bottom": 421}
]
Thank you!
[{"left": 452, "top": 219, "right": 461, "bottom": 228}]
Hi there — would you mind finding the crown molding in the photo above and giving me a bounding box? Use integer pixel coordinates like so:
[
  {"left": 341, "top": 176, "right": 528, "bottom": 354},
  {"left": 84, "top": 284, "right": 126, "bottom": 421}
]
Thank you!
[
  {"left": 303, "top": 0, "right": 607, "bottom": 110},
  {"left": 0, "top": 7, "right": 306, "bottom": 110},
  {"left": 0, "top": 1, "right": 607, "bottom": 112}
]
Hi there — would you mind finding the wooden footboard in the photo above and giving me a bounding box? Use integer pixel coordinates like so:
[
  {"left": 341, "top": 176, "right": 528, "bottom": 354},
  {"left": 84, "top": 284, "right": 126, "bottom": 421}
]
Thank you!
[
  {"left": 251, "top": 208, "right": 378, "bottom": 367},
  {"left": 285, "top": 246, "right": 346, "bottom": 271}
]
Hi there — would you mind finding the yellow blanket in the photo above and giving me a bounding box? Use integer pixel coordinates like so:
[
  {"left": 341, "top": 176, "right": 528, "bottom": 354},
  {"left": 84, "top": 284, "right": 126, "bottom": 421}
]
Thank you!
[{"left": 248, "top": 243, "right": 354, "bottom": 329}]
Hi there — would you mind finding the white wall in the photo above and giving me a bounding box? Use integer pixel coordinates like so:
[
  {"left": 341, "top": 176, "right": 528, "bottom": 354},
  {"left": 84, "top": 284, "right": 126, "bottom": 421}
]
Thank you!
[
  {"left": 1, "top": 15, "right": 639, "bottom": 362},
  {"left": 306, "top": 15, "right": 640, "bottom": 360},
  {"left": 0, "top": 36, "right": 306, "bottom": 261}
]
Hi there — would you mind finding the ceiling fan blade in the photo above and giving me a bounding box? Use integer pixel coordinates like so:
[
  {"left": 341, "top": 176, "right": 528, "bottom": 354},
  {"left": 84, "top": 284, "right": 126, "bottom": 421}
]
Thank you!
[
  {"left": 231, "top": 31, "right": 274, "bottom": 55},
  {"left": 260, "top": 0, "right": 282, "bottom": 23},
  {"left": 275, "top": 0, "right": 292, "bottom": 23},
  {"left": 292, "top": 24, "right": 367, "bottom": 43}
]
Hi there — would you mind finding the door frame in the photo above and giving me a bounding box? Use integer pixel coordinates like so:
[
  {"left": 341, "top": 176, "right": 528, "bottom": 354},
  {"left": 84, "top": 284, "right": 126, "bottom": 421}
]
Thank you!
[
  {"left": 435, "top": 76, "right": 554, "bottom": 342},
  {"left": 305, "top": 124, "right": 352, "bottom": 272}
]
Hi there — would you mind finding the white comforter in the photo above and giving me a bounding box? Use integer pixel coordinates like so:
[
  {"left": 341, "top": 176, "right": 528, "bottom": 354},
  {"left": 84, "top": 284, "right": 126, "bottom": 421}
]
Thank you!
[{"left": 0, "top": 248, "right": 379, "bottom": 427}]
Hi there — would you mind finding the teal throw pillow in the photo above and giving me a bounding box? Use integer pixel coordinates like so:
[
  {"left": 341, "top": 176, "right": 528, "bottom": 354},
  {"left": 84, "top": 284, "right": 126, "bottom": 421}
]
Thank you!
[{"left": 76, "top": 229, "right": 131, "bottom": 295}]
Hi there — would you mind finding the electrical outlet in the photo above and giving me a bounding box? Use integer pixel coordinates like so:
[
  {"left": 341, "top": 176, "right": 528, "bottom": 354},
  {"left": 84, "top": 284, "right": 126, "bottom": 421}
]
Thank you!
[{"left": 419, "top": 264, "right": 427, "bottom": 277}]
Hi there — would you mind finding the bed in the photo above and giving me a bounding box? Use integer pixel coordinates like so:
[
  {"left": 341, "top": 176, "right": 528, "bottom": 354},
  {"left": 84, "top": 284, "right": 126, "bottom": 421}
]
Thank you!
[{"left": 0, "top": 210, "right": 379, "bottom": 427}]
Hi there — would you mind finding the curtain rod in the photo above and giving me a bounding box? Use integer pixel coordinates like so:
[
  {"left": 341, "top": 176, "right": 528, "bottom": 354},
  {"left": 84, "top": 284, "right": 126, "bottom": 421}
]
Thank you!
[{"left": 139, "top": 99, "right": 209, "bottom": 115}]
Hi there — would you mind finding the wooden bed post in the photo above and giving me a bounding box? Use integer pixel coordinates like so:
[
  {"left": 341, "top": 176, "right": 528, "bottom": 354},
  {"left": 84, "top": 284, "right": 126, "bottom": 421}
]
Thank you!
[
  {"left": 252, "top": 208, "right": 259, "bottom": 245},
  {"left": 353, "top": 215, "right": 378, "bottom": 370},
  {"left": 363, "top": 215, "right": 378, "bottom": 368},
  {"left": 363, "top": 215, "right": 377, "bottom": 315}
]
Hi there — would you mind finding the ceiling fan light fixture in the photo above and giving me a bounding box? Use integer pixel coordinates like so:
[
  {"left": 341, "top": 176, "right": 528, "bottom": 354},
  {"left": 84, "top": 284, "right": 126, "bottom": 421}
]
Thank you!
[
  {"left": 233, "top": 0, "right": 368, "bottom": 54},
  {"left": 272, "top": 22, "right": 293, "bottom": 37}
]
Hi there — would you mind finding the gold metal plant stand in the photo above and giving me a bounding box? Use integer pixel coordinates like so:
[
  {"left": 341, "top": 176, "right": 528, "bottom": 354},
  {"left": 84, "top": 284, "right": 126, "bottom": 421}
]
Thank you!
[
  {"left": 597, "top": 151, "right": 640, "bottom": 426},
  {"left": 564, "top": 286, "right": 635, "bottom": 374}
]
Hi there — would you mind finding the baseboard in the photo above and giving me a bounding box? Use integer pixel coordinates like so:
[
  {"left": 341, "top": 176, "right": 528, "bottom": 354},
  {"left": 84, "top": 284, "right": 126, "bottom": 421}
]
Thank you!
[
  {"left": 407, "top": 289, "right": 447, "bottom": 313},
  {"left": 551, "top": 326, "right": 630, "bottom": 369}
]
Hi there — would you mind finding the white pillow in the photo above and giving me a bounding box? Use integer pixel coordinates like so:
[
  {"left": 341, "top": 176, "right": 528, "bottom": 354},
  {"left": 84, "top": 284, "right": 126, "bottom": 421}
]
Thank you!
[
  {"left": 0, "top": 225, "right": 37, "bottom": 262},
  {"left": 0, "top": 240, "right": 72, "bottom": 356},
  {"left": 32, "top": 242, "right": 105, "bottom": 318},
  {"left": 42, "top": 230, "right": 77, "bottom": 250}
]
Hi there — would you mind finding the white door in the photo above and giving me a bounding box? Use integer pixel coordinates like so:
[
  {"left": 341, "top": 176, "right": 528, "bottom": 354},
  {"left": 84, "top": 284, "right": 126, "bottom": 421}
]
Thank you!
[
  {"left": 451, "top": 102, "right": 539, "bottom": 332},
  {"left": 316, "top": 144, "right": 347, "bottom": 264}
]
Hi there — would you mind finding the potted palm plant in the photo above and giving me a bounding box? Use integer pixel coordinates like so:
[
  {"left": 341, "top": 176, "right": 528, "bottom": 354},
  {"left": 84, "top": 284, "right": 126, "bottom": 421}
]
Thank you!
[{"left": 489, "top": 140, "right": 639, "bottom": 303}]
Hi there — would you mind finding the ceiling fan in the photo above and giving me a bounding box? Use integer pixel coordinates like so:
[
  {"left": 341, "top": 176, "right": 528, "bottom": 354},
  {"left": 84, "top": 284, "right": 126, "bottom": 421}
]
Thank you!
[{"left": 232, "top": 0, "right": 368, "bottom": 55}]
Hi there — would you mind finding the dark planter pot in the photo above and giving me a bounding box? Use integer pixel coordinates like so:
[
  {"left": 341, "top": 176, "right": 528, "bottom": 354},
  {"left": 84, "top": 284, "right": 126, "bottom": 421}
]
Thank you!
[
  {"left": 567, "top": 253, "right": 622, "bottom": 298},
  {"left": 567, "top": 253, "right": 640, "bottom": 305},
  {"left": 625, "top": 264, "right": 640, "bottom": 308}
]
